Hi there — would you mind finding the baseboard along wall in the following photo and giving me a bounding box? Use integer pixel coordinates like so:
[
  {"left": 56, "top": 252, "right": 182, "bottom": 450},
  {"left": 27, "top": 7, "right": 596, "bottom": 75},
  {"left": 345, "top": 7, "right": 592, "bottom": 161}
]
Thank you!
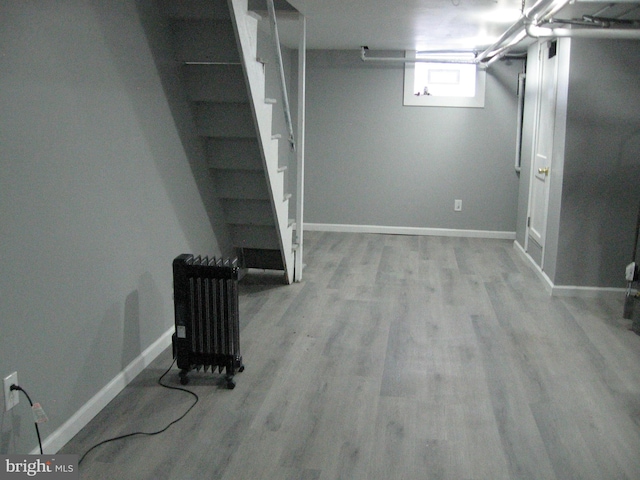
[
  {"left": 41, "top": 327, "right": 175, "bottom": 455},
  {"left": 304, "top": 223, "right": 516, "bottom": 240},
  {"left": 512, "top": 240, "right": 630, "bottom": 298}
]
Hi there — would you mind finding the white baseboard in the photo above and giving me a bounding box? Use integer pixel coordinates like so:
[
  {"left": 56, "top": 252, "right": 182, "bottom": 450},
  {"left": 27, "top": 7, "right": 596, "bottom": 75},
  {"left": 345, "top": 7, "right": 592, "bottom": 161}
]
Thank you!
[
  {"left": 513, "top": 240, "right": 630, "bottom": 298},
  {"left": 38, "top": 326, "right": 175, "bottom": 455},
  {"left": 304, "top": 223, "right": 516, "bottom": 240},
  {"left": 550, "top": 285, "right": 629, "bottom": 298},
  {"left": 513, "top": 240, "right": 555, "bottom": 294}
]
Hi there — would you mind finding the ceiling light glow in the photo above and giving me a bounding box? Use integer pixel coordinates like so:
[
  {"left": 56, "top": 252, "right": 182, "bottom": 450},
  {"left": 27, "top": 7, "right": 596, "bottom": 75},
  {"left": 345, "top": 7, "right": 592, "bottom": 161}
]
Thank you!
[{"left": 478, "top": 8, "right": 522, "bottom": 23}]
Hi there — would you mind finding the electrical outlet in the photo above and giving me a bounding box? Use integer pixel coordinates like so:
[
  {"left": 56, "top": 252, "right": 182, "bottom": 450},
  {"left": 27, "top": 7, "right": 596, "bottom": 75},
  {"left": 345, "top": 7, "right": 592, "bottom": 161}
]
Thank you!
[
  {"left": 454, "top": 199, "right": 462, "bottom": 212},
  {"left": 4, "top": 372, "right": 19, "bottom": 411}
]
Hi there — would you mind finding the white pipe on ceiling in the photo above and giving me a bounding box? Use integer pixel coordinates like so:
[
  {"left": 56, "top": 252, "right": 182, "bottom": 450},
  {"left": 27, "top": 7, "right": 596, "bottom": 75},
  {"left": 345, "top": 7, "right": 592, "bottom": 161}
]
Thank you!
[
  {"left": 359, "top": 48, "right": 479, "bottom": 64},
  {"left": 475, "top": 0, "right": 573, "bottom": 63},
  {"left": 526, "top": 24, "right": 640, "bottom": 39}
]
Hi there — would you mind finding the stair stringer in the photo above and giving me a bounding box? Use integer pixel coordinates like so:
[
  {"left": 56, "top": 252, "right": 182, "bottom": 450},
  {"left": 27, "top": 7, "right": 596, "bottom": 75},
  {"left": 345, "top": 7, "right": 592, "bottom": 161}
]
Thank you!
[{"left": 228, "top": 0, "right": 294, "bottom": 284}]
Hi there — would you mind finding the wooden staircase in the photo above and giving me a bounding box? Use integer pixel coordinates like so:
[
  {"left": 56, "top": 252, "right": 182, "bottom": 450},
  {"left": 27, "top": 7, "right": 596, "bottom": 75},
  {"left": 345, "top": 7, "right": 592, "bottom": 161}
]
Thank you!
[{"left": 160, "top": 0, "right": 296, "bottom": 283}]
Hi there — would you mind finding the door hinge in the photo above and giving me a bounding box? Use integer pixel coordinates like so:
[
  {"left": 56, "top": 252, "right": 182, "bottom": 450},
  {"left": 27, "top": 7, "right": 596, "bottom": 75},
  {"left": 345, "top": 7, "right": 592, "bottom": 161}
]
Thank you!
[{"left": 527, "top": 216, "right": 531, "bottom": 227}]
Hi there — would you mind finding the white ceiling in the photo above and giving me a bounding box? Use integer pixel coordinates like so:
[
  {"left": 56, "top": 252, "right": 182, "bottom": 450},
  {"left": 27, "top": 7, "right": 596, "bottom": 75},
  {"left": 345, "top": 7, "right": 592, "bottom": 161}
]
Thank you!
[
  {"left": 286, "top": 0, "right": 526, "bottom": 51},
  {"left": 265, "top": 0, "right": 640, "bottom": 53}
]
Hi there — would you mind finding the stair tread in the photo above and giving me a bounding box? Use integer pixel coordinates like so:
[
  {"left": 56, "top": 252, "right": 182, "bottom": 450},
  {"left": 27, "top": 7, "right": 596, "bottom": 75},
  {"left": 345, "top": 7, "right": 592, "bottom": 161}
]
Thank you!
[
  {"left": 239, "top": 247, "right": 284, "bottom": 271},
  {"left": 172, "top": 19, "right": 239, "bottom": 64},
  {"left": 222, "top": 198, "right": 275, "bottom": 226},
  {"left": 213, "top": 173, "right": 270, "bottom": 200},
  {"left": 160, "top": 0, "right": 231, "bottom": 19},
  {"left": 195, "top": 102, "right": 255, "bottom": 138},
  {"left": 248, "top": 0, "right": 297, "bottom": 12},
  {"left": 206, "top": 138, "right": 263, "bottom": 170},
  {"left": 184, "top": 64, "right": 248, "bottom": 103},
  {"left": 210, "top": 165, "right": 262, "bottom": 172},
  {"left": 230, "top": 224, "right": 280, "bottom": 250}
]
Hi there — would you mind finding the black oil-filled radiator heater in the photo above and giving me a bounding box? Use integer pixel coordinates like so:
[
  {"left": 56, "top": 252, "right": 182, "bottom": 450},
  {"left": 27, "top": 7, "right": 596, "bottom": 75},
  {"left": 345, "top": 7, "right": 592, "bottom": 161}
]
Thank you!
[{"left": 172, "top": 254, "right": 244, "bottom": 389}]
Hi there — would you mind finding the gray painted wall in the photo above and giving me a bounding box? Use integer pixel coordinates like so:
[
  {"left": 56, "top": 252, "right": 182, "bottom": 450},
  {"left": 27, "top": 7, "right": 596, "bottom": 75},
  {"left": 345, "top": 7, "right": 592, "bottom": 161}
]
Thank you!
[
  {"left": 556, "top": 39, "right": 640, "bottom": 287},
  {"left": 304, "top": 50, "right": 523, "bottom": 233},
  {"left": 0, "top": 0, "right": 228, "bottom": 454}
]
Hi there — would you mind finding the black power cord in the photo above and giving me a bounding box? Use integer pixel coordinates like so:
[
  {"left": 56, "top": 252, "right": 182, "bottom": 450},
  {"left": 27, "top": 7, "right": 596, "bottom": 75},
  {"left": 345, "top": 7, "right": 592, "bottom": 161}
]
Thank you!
[
  {"left": 78, "top": 359, "right": 198, "bottom": 464},
  {"left": 10, "top": 385, "right": 44, "bottom": 454}
]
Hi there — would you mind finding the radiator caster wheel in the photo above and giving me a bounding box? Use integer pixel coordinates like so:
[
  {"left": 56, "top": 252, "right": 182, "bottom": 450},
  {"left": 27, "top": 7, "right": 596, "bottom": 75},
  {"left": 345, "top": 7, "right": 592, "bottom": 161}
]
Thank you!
[
  {"left": 226, "top": 377, "right": 236, "bottom": 389},
  {"left": 239, "top": 365, "right": 245, "bottom": 372},
  {"left": 179, "top": 371, "right": 189, "bottom": 385}
]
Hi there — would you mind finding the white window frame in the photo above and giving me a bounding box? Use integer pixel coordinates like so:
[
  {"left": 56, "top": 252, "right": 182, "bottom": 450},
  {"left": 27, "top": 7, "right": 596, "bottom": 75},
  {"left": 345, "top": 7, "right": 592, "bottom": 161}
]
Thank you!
[{"left": 403, "top": 51, "right": 486, "bottom": 108}]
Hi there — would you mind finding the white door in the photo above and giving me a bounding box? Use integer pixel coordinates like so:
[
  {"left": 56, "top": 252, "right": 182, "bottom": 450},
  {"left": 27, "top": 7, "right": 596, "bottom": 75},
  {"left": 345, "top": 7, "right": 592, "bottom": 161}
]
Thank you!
[{"left": 528, "top": 40, "right": 558, "bottom": 259}]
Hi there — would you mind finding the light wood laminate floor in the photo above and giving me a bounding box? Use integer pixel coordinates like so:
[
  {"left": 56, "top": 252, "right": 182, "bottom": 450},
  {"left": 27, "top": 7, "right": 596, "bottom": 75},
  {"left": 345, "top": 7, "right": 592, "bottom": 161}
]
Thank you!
[{"left": 61, "top": 232, "right": 640, "bottom": 479}]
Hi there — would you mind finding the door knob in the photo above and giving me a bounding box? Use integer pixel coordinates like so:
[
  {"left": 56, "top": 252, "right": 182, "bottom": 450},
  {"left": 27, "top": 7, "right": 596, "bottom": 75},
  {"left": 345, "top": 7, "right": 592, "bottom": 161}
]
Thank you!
[{"left": 538, "top": 167, "right": 550, "bottom": 175}]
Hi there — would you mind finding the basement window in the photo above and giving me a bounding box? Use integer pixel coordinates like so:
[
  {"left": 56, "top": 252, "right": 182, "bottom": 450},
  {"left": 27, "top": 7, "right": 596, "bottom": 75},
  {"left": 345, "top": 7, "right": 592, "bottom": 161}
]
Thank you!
[{"left": 403, "top": 51, "right": 486, "bottom": 108}]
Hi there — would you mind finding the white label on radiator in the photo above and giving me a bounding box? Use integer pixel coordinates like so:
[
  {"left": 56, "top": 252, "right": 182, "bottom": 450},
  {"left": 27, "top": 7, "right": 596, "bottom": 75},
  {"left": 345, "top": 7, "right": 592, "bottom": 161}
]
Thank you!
[{"left": 177, "top": 325, "right": 186, "bottom": 338}]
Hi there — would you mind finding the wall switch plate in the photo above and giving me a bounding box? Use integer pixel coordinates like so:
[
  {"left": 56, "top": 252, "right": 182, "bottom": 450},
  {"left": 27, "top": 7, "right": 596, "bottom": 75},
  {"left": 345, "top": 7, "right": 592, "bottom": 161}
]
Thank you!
[
  {"left": 454, "top": 199, "right": 462, "bottom": 211},
  {"left": 4, "top": 372, "right": 19, "bottom": 411}
]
